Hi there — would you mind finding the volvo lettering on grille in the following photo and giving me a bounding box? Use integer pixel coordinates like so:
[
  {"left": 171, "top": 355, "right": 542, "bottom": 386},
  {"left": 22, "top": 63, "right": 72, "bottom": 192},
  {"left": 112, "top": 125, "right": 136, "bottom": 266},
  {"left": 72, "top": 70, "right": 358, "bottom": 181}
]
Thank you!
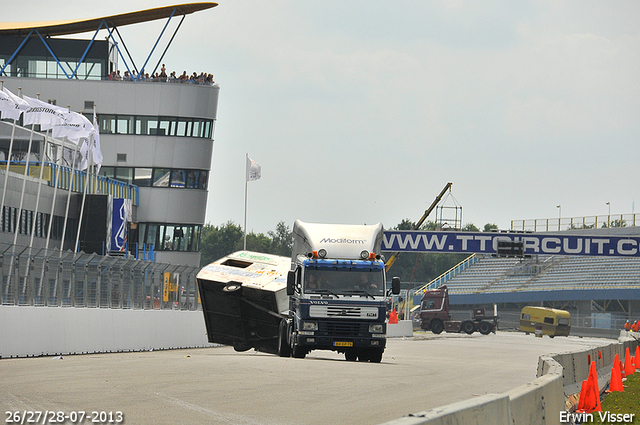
[{"left": 309, "top": 305, "right": 378, "bottom": 319}]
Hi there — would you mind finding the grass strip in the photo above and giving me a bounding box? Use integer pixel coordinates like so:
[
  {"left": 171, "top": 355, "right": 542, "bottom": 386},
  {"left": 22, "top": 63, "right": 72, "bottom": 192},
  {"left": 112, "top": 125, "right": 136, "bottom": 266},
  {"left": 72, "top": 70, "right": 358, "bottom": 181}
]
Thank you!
[{"left": 592, "top": 372, "right": 640, "bottom": 424}]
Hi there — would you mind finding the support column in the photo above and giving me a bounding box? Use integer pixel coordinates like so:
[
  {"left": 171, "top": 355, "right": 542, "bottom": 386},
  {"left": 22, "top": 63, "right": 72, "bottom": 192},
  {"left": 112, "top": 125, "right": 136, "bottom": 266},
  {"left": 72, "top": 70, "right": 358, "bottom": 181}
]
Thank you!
[
  {"left": 576, "top": 300, "right": 592, "bottom": 328},
  {"left": 629, "top": 300, "right": 640, "bottom": 319}
]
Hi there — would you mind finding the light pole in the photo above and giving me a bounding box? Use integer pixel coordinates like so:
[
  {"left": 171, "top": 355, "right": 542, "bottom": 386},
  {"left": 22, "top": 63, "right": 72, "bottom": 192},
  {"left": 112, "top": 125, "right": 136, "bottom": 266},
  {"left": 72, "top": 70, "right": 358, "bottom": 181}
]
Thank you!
[
  {"left": 557, "top": 205, "right": 561, "bottom": 231},
  {"left": 606, "top": 202, "right": 610, "bottom": 227}
]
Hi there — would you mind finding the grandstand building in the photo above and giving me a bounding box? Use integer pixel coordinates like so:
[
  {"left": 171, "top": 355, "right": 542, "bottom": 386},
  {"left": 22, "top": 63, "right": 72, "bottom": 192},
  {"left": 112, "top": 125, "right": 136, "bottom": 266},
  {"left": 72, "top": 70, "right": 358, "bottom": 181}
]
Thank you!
[
  {"left": 415, "top": 225, "right": 640, "bottom": 334},
  {"left": 0, "top": 3, "right": 219, "bottom": 267}
]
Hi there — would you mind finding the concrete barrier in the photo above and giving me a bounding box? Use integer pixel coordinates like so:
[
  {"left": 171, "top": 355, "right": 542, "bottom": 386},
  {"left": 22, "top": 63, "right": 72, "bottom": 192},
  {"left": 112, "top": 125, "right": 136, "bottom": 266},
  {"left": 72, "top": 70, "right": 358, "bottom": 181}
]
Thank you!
[
  {"left": 387, "top": 320, "right": 414, "bottom": 337},
  {"left": 507, "top": 373, "right": 565, "bottom": 425},
  {"left": 0, "top": 306, "right": 215, "bottom": 358},
  {"left": 380, "top": 332, "right": 640, "bottom": 425},
  {"left": 376, "top": 394, "right": 511, "bottom": 425}
]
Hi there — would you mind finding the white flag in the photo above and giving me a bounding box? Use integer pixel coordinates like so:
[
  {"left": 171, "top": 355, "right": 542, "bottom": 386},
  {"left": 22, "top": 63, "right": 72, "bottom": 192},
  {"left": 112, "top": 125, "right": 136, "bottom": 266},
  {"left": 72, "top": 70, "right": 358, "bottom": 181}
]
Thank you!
[
  {"left": 78, "top": 138, "right": 90, "bottom": 171},
  {"left": 23, "top": 96, "right": 67, "bottom": 130},
  {"left": 62, "top": 146, "right": 78, "bottom": 168},
  {"left": 0, "top": 88, "right": 29, "bottom": 120},
  {"left": 91, "top": 111, "right": 103, "bottom": 173},
  {"left": 246, "top": 155, "right": 261, "bottom": 181},
  {"left": 52, "top": 110, "right": 93, "bottom": 142}
]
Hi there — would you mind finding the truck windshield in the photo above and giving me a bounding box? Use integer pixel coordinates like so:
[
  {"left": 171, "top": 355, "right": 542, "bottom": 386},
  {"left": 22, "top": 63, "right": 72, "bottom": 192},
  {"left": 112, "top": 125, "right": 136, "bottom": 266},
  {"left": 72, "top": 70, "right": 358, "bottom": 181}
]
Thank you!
[
  {"left": 421, "top": 299, "right": 441, "bottom": 311},
  {"left": 304, "top": 268, "right": 384, "bottom": 296}
]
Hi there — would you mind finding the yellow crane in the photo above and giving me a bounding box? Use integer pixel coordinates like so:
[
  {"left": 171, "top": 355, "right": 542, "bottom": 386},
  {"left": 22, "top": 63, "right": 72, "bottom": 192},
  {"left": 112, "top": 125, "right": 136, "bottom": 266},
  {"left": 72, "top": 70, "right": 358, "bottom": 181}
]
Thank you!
[{"left": 384, "top": 182, "right": 453, "bottom": 272}]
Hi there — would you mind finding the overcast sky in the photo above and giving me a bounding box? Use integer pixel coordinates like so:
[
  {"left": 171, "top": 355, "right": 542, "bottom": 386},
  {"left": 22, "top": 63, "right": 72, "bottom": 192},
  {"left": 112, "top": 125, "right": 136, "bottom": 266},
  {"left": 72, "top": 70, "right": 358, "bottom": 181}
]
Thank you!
[{"left": 6, "top": 1, "right": 640, "bottom": 234}]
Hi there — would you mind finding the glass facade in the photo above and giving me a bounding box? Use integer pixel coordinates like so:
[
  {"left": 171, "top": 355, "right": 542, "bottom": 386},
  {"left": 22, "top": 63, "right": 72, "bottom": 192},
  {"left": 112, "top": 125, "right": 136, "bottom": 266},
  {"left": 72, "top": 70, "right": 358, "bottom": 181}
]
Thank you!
[
  {"left": 99, "top": 167, "right": 208, "bottom": 190},
  {"left": 138, "top": 223, "right": 201, "bottom": 252},
  {"left": 0, "top": 36, "right": 109, "bottom": 80},
  {"left": 98, "top": 114, "right": 213, "bottom": 139},
  {"left": 1, "top": 206, "right": 77, "bottom": 240}
]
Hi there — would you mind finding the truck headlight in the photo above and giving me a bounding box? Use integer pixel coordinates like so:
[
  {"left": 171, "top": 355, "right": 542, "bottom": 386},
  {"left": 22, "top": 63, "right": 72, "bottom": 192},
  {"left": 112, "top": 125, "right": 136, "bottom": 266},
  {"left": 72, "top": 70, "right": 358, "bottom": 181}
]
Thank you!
[
  {"left": 369, "top": 324, "right": 384, "bottom": 333},
  {"left": 302, "top": 321, "right": 318, "bottom": 331}
]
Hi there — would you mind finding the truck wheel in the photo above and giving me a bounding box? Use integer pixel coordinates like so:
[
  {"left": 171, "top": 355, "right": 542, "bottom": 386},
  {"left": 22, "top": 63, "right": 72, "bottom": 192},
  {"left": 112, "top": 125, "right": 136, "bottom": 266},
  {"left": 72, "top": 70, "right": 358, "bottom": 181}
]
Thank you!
[
  {"left": 345, "top": 351, "right": 357, "bottom": 361},
  {"left": 369, "top": 349, "right": 383, "bottom": 363},
  {"left": 431, "top": 319, "right": 444, "bottom": 335},
  {"left": 278, "top": 320, "right": 291, "bottom": 357},
  {"left": 461, "top": 321, "right": 476, "bottom": 335},
  {"left": 357, "top": 350, "right": 370, "bottom": 362},
  {"left": 292, "top": 344, "right": 306, "bottom": 358},
  {"left": 478, "top": 321, "right": 492, "bottom": 335},
  {"left": 291, "top": 336, "right": 306, "bottom": 359}
]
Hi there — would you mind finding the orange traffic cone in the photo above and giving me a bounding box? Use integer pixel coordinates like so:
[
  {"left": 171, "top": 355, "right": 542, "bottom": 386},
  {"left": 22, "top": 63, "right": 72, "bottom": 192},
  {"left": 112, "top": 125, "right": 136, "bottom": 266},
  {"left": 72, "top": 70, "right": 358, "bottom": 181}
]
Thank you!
[
  {"left": 607, "top": 354, "right": 624, "bottom": 393},
  {"left": 634, "top": 346, "right": 640, "bottom": 368},
  {"left": 588, "top": 361, "right": 602, "bottom": 412},
  {"left": 577, "top": 361, "right": 601, "bottom": 413},
  {"left": 624, "top": 347, "right": 635, "bottom": 376},
  {"left": 620, "top": 360, "right": 626, "bottom": 379},
  {"left": 576, "top": 379, "right": 588, "bottom": 412}
]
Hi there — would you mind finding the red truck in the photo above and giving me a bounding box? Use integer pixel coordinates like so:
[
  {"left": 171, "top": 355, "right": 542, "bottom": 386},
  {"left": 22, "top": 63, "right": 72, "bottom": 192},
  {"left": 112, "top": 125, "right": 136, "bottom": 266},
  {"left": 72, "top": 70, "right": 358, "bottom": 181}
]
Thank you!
[{"left": 418, "top": 285, "right": 497, "bottom": 335}]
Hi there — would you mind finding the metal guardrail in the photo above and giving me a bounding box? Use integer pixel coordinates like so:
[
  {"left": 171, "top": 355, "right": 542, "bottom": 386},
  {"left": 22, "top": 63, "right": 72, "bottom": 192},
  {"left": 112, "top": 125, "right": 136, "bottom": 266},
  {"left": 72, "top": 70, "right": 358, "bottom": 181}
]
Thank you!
[
  {"left": 0, "top": 242, "right": 200, "bottom": 310},
  {"left": 415, "top": 253, "right": 478, "bottom": 293},
  {"left": 511, "top": 213, "right": 639, "bottom": 232}
]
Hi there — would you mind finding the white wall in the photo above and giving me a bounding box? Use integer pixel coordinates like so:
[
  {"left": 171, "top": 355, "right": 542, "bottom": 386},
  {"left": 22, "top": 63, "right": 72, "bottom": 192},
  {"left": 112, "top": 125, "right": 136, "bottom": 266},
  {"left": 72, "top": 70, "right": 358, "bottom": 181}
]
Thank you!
[{"left": 0, "top": 306, "right": 215, "bottom": 358}]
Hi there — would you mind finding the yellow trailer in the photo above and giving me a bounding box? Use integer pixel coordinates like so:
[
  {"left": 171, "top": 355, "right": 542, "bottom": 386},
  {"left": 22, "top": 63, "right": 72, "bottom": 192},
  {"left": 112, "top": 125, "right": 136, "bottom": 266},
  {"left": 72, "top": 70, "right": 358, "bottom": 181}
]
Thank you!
[{"left": 520, "top": 306, "right": 571, "bottom": 337}]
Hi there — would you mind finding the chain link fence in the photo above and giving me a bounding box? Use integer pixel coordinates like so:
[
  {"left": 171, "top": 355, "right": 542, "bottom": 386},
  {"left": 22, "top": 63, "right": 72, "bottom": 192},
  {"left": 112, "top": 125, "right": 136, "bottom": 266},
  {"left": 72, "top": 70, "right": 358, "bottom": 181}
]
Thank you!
[{"left": 0, "top": 242, "right": 200, "bottom": 310}]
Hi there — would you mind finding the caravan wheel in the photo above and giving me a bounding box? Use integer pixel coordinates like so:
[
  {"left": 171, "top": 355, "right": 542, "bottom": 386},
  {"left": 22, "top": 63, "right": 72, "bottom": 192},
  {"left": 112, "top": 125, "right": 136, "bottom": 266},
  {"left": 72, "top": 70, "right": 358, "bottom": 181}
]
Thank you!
[{"left": 222, "top": 282, "right": 242, "bottom": 293}]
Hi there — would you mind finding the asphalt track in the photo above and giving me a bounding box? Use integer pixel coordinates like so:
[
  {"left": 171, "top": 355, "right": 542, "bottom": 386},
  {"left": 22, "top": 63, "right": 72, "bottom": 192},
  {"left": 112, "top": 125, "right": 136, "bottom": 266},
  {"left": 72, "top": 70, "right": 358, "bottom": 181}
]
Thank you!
[{"left": 1, "top": 332, "right": 611, "bottom": 425}]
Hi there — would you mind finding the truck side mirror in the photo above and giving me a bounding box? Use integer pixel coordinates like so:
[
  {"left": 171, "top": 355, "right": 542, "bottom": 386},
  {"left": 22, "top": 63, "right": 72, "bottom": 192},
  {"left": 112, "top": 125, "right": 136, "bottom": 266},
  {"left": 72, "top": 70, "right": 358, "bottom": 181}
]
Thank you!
[
  {"left": 287, "top": 271, "right": 296, "bottom": 296},
  {"left": 391, "top": 277, "right": 401, "bottom": 295}
]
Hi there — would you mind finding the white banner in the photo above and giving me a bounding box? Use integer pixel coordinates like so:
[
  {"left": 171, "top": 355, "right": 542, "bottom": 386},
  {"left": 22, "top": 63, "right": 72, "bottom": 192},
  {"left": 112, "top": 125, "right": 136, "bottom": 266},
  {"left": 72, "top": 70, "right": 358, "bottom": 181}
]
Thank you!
[
  {"left": 52, "top": 110, "right": 93, "bottom": 142},
  {"left": 246, "top": 155, "right": 261, "bottom": 181},
  {"left": 91, "top": 112, "right": 103, "bottom": 173},
  {"left": 78, "top": 138, "right": 90, "bottom": 171},
  {"left": 0, "top": 88, "right": 29, "bottom": 120},
  {"left": 23, "top": 96, "right": 67, "bottom": 130}
]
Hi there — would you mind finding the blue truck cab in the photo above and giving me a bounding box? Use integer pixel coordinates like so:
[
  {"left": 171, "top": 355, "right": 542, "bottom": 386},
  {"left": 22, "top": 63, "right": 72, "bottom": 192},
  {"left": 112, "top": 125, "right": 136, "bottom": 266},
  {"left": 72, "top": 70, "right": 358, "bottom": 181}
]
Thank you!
[{"left": 279, "top": 220, "right": 400, "bottom": 362}]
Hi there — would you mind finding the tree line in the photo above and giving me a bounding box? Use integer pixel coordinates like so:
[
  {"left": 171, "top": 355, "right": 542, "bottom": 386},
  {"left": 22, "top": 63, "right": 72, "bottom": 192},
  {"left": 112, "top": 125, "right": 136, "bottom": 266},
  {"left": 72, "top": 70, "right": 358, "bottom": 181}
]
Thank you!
[
  {"left": 199, "top": 219, "right": 499, "bottom": 285},
  {"left": 200, "top": 221, "right": 293, "bottom": 267}
]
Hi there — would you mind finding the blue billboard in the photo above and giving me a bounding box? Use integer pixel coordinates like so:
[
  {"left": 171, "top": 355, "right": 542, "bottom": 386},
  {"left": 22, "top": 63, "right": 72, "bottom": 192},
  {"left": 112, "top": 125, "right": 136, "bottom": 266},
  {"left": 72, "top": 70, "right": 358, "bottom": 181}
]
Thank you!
[
  {"left": 381, "top": 231, "right": 640, "bottom": 257},
  {"left": 111, "top": 198, "right": 132, "bottom": 252}
]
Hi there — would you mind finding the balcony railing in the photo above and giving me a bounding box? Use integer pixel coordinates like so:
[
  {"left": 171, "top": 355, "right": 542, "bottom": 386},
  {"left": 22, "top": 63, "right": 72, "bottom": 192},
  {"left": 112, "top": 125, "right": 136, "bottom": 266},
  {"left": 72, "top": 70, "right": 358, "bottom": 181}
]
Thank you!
[{"left": 1, "top": 161, "right": 139, "bottom": 206}]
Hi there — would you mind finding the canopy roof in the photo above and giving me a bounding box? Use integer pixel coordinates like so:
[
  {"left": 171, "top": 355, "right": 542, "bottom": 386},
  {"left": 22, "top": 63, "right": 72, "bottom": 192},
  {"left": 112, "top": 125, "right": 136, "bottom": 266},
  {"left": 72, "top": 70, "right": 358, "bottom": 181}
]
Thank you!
[{"left": 0, "top": 2, "right": 217, "bottom": 37}]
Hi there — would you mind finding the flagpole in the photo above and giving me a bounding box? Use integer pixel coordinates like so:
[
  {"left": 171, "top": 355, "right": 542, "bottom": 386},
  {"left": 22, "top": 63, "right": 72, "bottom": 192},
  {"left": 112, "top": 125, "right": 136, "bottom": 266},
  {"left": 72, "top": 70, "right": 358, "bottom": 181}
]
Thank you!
[
  {"left": 7, "top": 119, "right": 36, "bottom": 292},
  {"left": 58, "top": 142, "right": 79, "bottom": 253},
  {"left": 27, "top": 128, "right": 50, "bottom": 250},
  {"left": 243, "top": 153, "right": 248, "bottom": 250},
  {"left": 75, "top": 133, "right": 93, "bottom": 252},
  {"left": 0, "top": 117, "right": 17, "bottom": 215}
]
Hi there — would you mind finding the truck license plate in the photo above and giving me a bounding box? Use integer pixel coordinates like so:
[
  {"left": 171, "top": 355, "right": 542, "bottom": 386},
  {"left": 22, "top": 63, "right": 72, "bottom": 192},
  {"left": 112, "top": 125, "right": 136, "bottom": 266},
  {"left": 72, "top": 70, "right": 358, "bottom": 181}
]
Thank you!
[{"left": 334, "top": 341, "right": 353, "bottom": 347}]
